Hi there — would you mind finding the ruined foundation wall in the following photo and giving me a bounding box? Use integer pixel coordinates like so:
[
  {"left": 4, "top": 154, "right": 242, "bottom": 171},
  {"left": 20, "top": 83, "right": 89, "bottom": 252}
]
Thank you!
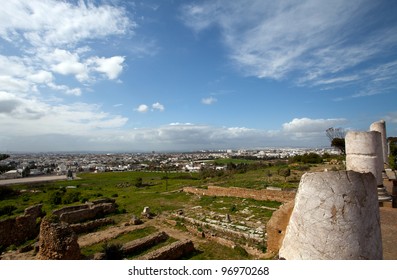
[
  {"left": 266, "top": 201, "right": 294, "bottom": 255},
  {"left": 121, "top": 231, "right": 169, "bottom": 255},
  {"left": 138, "top": 240, "right": 195, "bottom": 260},
  {"left": 183, "top": 186, "right": 295, "bottom": 203},
  {"left": 69, "top": 218, "right": 114, "bottom": 234},
  {"left": 58, "top": 203, "right": 116, "bottom": 224},
  {"left": 0, "top": 204, "right": 44, "bottom": 249}
]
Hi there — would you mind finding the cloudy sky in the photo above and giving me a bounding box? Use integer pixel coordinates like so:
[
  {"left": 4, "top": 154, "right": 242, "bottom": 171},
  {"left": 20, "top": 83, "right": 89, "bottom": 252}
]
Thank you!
[{"left": 0, "top": 0, "right": 396, "bottom": 152}]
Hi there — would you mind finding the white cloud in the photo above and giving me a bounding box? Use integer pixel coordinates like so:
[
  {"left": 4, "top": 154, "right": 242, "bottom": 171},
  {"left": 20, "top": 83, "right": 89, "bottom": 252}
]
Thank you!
[
  {"left": 152, "top": 102, "right": 165, "bottom": 112},
  {"left": 0, "top": 0, "right": 133, "bottom": 100},
  {"left": 201, "top": 97, "right": 217, "bottom": 105},
  {"left": 91, "top": 56, "right": 125, "bottom": 80},
  {"left": 0, "top": 114, "right": 350, "bottom": 152},
  {"left": 181, "top": 0, "right": 397, "bottom": 95},
  {"left": 135, "top": 104, "right": 149, "bottom": 113},
  {"left": 27, "top": 70, "right": 53, "bottom": 84},
  {"left": 47, "top": 83, "right": 82, "bottom": 96},
  {"left": 282, "top": 118, "right": 347, "bottom": 133},
  {"left": 0, "top": 93, "right": 128, "bottom": 136},
  {"left": 0, "top": 0, "right": 132, "bottom": 48},
  {"left": 281, "top": 117, "right": 348, "bottom": 141}
]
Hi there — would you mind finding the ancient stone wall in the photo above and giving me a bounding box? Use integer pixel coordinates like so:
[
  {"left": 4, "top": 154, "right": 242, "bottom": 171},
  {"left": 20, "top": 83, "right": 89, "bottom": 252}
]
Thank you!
[
  {"left": 58, "top": 203, "right": 116, "bottom": 224},
  {"left": 69, "top": 218, "right": 114, "bottom": 234},
  {"left": 52, "top": 204, "right": 89, "bottom": 216},
  {"left": 52, "top": 201, "right": 117, "bottom": 224},
  {"left": 138, "top": 240, "right": 195, "bottom": 260},
  {"left": 0, "top": 204, "right": 44, "bottom": 249},
  {"left": 121, "top": 231, "right": 168, "bottom": 255},
  {"left": 178, "top": 215, "right": 263, "bottom": 246},
  {"left": 266, "top": 200, "right": 294, "bottom": 256},
  {"left": 183, "top": 185, "right": 295, "bottom": 203},
  {"left": 37, "top": 217, "right": 80, "bottom": 260}
]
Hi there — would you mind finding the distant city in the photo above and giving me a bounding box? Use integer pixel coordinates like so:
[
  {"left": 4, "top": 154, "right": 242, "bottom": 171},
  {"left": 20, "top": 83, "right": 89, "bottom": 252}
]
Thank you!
[{"left": 0, "top": 148, "right": 340, "bottom": 179}]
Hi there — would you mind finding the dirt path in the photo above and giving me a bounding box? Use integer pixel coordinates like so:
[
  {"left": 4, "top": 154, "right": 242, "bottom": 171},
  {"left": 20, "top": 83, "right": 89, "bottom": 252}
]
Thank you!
[
  {"left": 78, "top": 223, "right": 148, "bottom": 247},
  {"left": 380, "top": 208, "right": 397, "bottom": 260},
  {"left": 77, "top": 216, "right": 205, "bottom": 248}
]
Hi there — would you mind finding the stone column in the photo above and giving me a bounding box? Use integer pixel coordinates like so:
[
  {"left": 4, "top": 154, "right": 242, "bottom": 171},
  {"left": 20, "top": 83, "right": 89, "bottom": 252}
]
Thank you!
[
  {"left": 279, "top": 171, "right": 382, "bottom": 260},
  {"left": 345, "top": 131, "right": 383, "bottom": 187},
  {"left": 370, "top": 120, "right": 388, "bottom": 165}
]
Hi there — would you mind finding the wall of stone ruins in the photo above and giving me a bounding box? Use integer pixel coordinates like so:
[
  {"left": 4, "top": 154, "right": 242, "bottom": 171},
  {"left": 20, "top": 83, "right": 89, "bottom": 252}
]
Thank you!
[
  {"left": 138, "top": 240, "right": 195, "bottom": 260},
  {"left": 37, "top": 217, "right": 81, "bottom": 260},
  {"left": 69, "top": 218, "right": 114, "bottom": 234},
  {"left": 183, "top": 185, "right": 295, "bottom": 203},
  {"left": 53, "top": 202, "right": 116, "bottom": 224},
  {"left": 265, "top": 200, "right": 294, "bottom": 256},
  {"left": 121, "top": 231, "right": 169, "bottom": 255},
  {"left": 178, "top": 215, "right": 264, "bottom": 247},
  {"left": 0, "top": 204, "right": 44, "bottom": 249}
]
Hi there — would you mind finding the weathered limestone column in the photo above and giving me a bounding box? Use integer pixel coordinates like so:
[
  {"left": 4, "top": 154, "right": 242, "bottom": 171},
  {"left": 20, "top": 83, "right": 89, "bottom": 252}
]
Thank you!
[
  {"left": 345, "top": 131, "right": 383, "bottom": 187},
  {"left": 370, "top": 120, "right": 388, "bottom": 165},
  {"left": 279, "top": 171, "right": 382, "bottom": 260}
]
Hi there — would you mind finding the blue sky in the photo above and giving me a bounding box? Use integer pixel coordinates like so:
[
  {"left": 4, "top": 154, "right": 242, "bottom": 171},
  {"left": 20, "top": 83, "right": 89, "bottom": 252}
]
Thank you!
[{"left": 0, "top": 0, "right": 396, "bottom": 152}]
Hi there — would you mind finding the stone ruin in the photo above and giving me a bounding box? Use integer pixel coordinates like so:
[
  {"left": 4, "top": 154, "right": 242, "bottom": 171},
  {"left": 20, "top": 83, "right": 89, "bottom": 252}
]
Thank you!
[
  {"left": 0, "top": 204, "right": 44, "bottom": 250},
  {"left": 52, "top": 198, "right": 116, "bottom": 224},
  {"left": 138, "top": 239, "right": 195, "bottom": 260},
  {"left": 37, "top": 216, "right": 81, "bottom": 260},
  {"left": 276, "top": 120, "right": 394, "bottom": 259}
]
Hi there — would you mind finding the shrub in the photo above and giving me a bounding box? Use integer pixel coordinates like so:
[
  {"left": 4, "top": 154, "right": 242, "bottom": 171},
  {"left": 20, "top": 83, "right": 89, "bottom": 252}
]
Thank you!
[
  {"left": 0, "top": 205, "right": 17, "bottom": 216},
  {"left": 102, "top": 242, "right": 123, "bottom": 260},
  {"left": 62, "top": 191, "right": 81, "bottom": 204},
  {"left": 48, "top": 191, "right": 63, "bottom": 205},
  {"left": 0, "top": 186, "right": 18, "bottom": 199}
]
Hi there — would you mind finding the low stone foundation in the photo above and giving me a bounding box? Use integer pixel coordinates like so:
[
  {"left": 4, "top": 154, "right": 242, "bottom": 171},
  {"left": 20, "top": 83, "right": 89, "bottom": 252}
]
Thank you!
[
  {"left": 0, "top": 204, "right": 44, "bottom": 249},
  {"left": 69, "top": 218, "right": 114, "bottom": 234},
  {"left": 138, "top": 240, "right": 195, "bottom": 260},
  {"left": 183, "top": 185, "right": 295, "bottom": 203},
  {"left": 121, "top": 231, "right": 168, "bottom": 255},
  {"left": 177, "top": 215, "right": 263, "bottom": 247},
  {"left": 53, "top": 201, "right": 116, "bottom": 224}
]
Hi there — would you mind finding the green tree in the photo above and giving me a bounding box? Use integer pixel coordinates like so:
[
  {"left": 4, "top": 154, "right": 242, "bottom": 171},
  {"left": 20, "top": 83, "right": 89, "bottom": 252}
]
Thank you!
[
  {"left": 278, "top": 168, "right": 291, "bottom": 182},
  {"left": 326, "top": 127, "right": 346, "bottom": 155},
  {"left": 388, "top": 137, "right": 397, "bottom": 170}
]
